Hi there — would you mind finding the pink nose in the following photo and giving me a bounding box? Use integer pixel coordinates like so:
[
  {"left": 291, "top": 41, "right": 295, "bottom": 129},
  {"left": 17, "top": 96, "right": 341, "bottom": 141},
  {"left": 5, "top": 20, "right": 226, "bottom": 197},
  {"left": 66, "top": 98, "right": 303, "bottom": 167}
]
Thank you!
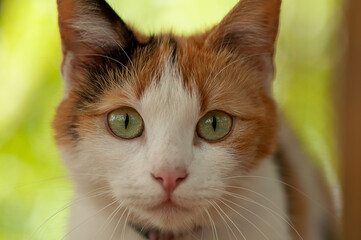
[{"left": 152, "top": 168, "right": 188, "bottom": 193}]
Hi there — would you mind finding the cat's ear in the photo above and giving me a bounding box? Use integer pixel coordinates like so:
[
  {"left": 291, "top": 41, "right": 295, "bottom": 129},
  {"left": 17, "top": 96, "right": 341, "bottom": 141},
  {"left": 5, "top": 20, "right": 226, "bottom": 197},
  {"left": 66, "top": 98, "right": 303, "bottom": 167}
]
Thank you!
[
  {"left": 205, "top": 0, "right": 281, "bottom": 89},
  {"left": 206, "top": 0, "right": 281, "bottom": 56},
  {"left": 57, "top": 0, "right": 136, "bottom": 55},
  {"left": 57, "top": 0, "right": 137, "bottom": 90}
]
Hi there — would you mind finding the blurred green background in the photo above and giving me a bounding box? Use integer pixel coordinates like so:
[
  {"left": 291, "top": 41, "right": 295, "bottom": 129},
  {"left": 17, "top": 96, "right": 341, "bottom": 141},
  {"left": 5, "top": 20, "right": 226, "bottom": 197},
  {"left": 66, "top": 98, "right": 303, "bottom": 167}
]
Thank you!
[{"left": 0, "top": 0, "right": 340, "bottom": 239}]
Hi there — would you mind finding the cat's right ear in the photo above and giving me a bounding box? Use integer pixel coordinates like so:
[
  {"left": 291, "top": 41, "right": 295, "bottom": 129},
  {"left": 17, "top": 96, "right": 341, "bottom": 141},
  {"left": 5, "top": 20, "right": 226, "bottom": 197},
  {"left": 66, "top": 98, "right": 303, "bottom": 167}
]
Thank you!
[
  {"left": 204, "top": 0, "right": 281, "bottom": 92},
  {"left": 57, "top": 0, "right": 137, "bottom": 91}
]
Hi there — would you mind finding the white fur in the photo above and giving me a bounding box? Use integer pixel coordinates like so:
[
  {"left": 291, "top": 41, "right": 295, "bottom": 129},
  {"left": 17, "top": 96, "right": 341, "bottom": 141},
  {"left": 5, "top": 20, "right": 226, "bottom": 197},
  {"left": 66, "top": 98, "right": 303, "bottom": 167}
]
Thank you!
[
  {"left": 70, "top": 16, "right": 119, "bottom": 47},
  {"left": 70, "top": 3, "right": 120, "bottom": 47},
  {"left": 59, "top": 60, "right": 292, "bottom": 239},
  {"left": 61, "top": 51, "right": 75, "bottom": 97}
]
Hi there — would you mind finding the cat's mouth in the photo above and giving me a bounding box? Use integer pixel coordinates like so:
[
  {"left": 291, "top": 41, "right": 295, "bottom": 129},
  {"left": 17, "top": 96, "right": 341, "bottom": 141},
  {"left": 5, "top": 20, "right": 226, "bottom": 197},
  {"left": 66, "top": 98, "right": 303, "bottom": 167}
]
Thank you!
[{"left": 149, "top": 199, "right": 190, "bottom": 212}]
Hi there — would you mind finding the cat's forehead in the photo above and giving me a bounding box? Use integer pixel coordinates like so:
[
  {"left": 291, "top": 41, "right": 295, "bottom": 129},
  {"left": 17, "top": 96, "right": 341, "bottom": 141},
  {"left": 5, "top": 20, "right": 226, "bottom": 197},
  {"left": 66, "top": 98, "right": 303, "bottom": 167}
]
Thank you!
[
  {"left": 139, "top": 58, "right": 200, "bottom": 128},
  {"left": 86, "top": 35, "right": 264, "bottom": 120}
]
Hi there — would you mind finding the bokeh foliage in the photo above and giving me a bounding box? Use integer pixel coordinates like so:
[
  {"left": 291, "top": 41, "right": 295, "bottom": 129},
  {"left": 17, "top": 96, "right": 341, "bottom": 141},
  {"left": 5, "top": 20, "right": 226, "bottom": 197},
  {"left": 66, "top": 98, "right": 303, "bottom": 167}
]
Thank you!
[{"left": 0, "top": 0, "right": 340, "bottom": 239}]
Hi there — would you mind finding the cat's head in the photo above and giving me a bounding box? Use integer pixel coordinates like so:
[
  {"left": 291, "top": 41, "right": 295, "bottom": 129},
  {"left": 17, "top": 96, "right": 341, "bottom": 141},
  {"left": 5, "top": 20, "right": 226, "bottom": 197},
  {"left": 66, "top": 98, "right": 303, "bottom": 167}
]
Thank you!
[{"left": 54, "top": 0, "right": 281, "bottom": 233}]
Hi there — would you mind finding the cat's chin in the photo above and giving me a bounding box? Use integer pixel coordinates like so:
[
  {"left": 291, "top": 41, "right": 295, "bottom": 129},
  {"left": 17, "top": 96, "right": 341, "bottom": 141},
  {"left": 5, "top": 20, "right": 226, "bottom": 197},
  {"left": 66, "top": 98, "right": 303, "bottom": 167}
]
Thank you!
[{"left": 129, "top": 202, "right": 204, "bottom": 233}]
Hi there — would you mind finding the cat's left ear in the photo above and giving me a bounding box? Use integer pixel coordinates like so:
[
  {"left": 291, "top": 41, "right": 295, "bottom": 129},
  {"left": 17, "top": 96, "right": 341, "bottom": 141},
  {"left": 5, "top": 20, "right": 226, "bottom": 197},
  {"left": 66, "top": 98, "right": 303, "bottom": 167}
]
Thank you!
[
  {"left": 205, "top": 0, "right": 281, "bottom": 89},
  {"left": 57, "top": 0, "right": 136, "bottom": 54},
  {"left": 57, "top": 0, "right": 138, "bottom": 91}
]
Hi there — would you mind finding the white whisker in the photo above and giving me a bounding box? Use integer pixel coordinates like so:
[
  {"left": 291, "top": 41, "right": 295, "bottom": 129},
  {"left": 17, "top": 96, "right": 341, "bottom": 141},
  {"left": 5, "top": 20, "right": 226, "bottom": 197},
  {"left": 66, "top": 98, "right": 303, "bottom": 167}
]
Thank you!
[
  {"left": 98, "top": 28, "right": 140, "bottom": 83},
  {"left": 121, "top": 209, "right": 130, "bottom": 240},
  {"left": 207, "top": 52, "right": 271, "bottom": 86},
  {"left": 75, "top": 53, "right": 132, "bottom": 75},
  {"left": 224, "top": 175, "right": 335, "bottom": 218},
  {"left": 209, "top": 200, "right": 240, "bottom": 240},
  {"left": 110, "top": 206, "right": 128, "bottom": 240},
  {"left": 61, "top": 199, "right": 118, "bottom": 240},
  {"left": 205, "top": 208, "right": 218, "bottom": 240},
  {"left": 31, "top": 186, "right": 110, "bottom": 240},
  {"left": 218, "top": 198, "right": 269, "bottom": 240},
  {"left": 214, "top": 188, "right": 304, "bottom": 240},
  {"left": 94, "top": 201, "right": 123, "bottom": 238},
  {"left": 220, "top": 197, "right": 282, "bottom": 239},
  {"left": 223, "top": 185, "right": 285, "bottom": 216}
]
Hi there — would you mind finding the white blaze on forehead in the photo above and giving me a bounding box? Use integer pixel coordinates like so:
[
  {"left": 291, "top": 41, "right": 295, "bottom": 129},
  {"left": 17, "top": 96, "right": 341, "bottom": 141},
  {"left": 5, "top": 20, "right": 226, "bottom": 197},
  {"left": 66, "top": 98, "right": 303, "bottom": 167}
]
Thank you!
[{"left": 139, "top": 60, "right": 200, "bottom": 169}]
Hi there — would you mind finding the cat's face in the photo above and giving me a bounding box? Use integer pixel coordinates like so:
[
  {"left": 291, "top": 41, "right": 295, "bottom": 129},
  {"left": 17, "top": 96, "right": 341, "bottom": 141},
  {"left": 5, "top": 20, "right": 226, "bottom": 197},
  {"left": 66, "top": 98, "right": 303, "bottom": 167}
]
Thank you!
[{"left": 54, "top": 0, "right": 281, "bottom": 233}]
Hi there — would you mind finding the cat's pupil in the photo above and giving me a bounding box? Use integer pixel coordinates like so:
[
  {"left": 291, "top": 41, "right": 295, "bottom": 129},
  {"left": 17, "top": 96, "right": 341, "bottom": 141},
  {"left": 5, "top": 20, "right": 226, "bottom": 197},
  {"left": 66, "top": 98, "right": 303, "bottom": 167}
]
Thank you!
[
  {"left": 125, "top": 113, "right": 129, "bottom": 129},
  {"left": 212, "top": 116, "right": 217, "bottom": 131}
]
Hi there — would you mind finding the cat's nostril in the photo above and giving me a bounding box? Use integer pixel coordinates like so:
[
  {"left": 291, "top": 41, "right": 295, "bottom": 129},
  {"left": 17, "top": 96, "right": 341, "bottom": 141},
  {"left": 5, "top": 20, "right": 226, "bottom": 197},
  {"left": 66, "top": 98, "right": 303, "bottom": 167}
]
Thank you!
[{"left": 151, "top": 168, "right": 188, "bottom": 193}]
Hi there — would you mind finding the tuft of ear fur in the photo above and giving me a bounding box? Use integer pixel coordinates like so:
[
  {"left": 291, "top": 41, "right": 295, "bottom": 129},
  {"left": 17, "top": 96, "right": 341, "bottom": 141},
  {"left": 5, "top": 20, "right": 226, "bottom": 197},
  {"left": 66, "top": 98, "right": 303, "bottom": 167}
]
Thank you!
[
  {"left": 57, "top": 0, "right": 136, "bottom": 54},
  {"left": 206, "top": 0, "right": 281, "bottom": 56}
]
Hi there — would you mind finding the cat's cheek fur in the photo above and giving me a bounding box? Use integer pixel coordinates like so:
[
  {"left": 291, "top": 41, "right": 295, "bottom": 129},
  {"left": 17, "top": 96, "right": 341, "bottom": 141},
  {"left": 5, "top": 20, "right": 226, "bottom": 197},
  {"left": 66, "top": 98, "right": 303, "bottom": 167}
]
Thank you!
[{"left": 57, "top": 121, "right": 242, "bottom": 232}]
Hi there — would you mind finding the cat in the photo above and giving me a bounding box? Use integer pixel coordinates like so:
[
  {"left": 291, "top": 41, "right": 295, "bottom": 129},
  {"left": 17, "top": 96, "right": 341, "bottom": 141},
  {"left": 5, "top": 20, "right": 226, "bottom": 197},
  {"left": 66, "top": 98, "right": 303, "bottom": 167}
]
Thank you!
[{"left": 53, "top": 0, "right": 338, "bottom": 239}]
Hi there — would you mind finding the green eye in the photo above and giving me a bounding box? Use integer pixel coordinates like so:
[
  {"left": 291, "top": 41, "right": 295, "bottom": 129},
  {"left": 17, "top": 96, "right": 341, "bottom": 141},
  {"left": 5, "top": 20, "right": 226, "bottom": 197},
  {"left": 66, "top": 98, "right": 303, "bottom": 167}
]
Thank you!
[
  {"left": 196, "top": 111, "right": 233, "bottom": 141},
  {"left": 107, "top": 108, "right": 144, "bottom": 139}
]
